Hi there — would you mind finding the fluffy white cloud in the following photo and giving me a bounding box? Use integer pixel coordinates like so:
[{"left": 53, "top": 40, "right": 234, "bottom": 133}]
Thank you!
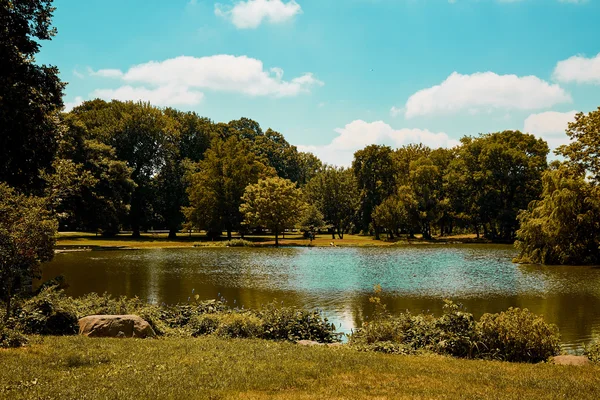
[
  {"left": 63, "top": 96, "right": 84, "bottom": 112},
  {"left": 297, "top": 120, "right": 459, "bottom": 167},
  {"left": 215, "top": 0, "right": 302, "bottom": 29},
  {"left": 523, "top": 110, "right": 578, "bottom": 150},
  {"left": 553, "top": 53, "right": 600, "bottom": 84},
  {"left": 86, "top": 55, "right": 322, "bottom": 106},
  {"left": 403, "top": 72, "right": 571, "bottom": 119}
]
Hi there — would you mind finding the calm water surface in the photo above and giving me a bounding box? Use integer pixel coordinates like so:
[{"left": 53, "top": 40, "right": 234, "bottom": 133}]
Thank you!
[{"left": 40, "top": 245, "right": 600, "bottom": 351}]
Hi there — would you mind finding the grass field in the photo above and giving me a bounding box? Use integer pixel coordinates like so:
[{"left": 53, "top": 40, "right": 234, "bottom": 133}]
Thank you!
[
  {"left": 0, "top": 336, "right": 598, "bottom": 399},
  {"left": 56, "top": 231, "right": 489, "bottom": 250}
]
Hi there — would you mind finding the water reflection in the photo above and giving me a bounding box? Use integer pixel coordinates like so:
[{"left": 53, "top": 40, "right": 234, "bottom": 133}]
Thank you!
[{"left": 39, "top": 246, "right": 600, "bottom": 351}]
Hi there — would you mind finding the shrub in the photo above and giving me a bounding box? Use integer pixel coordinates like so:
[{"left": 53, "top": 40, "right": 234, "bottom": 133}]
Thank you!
[
  {"left": 189, "top": 314, "right": 220, "bottom": 336},
  {"left": 225, "top": 239, "right": 257, "bottom": 247},
  {"left": 475, "top": 308, "right": 560, "bottom": 363},
  {"left": 0, "top": 325, "right": 28, "bottom": 348},
  {"left": 189, "top": 313, "right": 263, "bottom": 338},
  {"left": 350, "top": 301, "right": 476, "bottom": 357},
  {"left": 214, "top": 313, "right": 264, "bottom": 338},
  {"left": 258, "top": 303, "right": 340, "bottom": 343},
  {"left": 15, "top": 288, "right": 78, "bottom": 335},
  {"left": 584, "top": 340, "right": 600, "bottom": 363},
  {"left": 433, "top": 300, "right": 476, "bottom": 358}
]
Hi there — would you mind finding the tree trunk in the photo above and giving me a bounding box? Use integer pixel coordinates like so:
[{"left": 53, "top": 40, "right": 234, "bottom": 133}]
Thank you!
[
  {"left": 168, "top": 229, "right": 177, "bottom": 239},
  {"left": 132, "top": 227, "right": 141, "bottom": 238},
  {"left": 275, "top": 229, "right": 279, "bottom": 247},
  {"left": 227, "top": 229, "right": 232, "bottom": 240}
]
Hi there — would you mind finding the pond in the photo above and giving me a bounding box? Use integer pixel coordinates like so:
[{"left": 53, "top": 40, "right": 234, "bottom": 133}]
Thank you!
[{"left": 39, "top": 245, "right": 600, "bottom": 351}]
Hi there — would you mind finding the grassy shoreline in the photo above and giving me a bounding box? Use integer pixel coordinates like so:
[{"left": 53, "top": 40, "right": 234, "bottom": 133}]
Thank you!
[
  {"left": 1, "top": 336, "right": 598, "bottom": 400},
  {"left": 56, "top": 232, "right": 498, "bottom": 251}
]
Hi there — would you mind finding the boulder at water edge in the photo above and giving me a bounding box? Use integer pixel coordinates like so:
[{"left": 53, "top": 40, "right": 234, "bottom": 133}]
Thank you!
[{"left": 78, "top": 315, "right": 156, "bottom": 338}]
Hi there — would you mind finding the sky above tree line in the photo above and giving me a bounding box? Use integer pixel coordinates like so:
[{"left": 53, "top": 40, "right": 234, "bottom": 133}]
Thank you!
[{"left": 40, "top": 0, "right": 600, "bottom": 166}]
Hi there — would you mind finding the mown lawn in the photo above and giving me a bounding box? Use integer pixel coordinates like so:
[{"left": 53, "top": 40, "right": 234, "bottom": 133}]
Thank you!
[
  {"left": 1, "top": 336, "right": 598, "bottom": 400},
  {"left": 56, "top": 231, "right": 485, "bottom": 250}
]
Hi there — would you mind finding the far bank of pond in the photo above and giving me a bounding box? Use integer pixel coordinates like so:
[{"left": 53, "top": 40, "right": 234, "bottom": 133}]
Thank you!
[{"left": 39, "top": 244, "right": 600, "bottom": 351}]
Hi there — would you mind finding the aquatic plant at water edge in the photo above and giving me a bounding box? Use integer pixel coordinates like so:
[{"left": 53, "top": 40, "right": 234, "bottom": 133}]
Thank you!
[
  {"left": 584, "top": 339, "right": 600, "bottom": 363},
  {"left": 475, "top": 307, "right": 560, "bottom": 363}
]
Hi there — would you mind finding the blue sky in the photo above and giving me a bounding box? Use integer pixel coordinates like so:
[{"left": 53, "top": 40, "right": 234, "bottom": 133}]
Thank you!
[{"left": 39, "top": 0, "right": 600, "bottom": 165}]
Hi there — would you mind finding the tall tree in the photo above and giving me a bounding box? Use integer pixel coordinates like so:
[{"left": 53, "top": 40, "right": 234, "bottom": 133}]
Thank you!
[
  {"left": 71, "top": 100, "right": 175, "bottom": 237},
  {"left": 0, "top": 184, "right": 57, "bottom": 322},
  {"left": 185, "top": 137, "right": 272, "bottom": 239},
  {"left": 46, "top": 114, "right": 134, "bottom": 235},
  {"left": 297, "top": 152, "right": 323, "bottom": 186},
  {"left": 153, "top": 110, "right": 213, "bottom": 238},
  {"left": 515, "top": 164, "right": 600, "bottom": 265},
  {"left": 447, "top": 131, "right": 548, "bottom": 241},
  {"left": 240, "top": 177, "right": 306, "bottom": 247},
  {"left": 0, "top": 0, "right": 65, "bottom": 192},
  {"left": 352, "top": 145, "right": 397, "bottom": 236},
  {"left": 304, "top": 166, "right": 359, "bottom": 239},
  {"left": 557, "top": 107, "right": 600, "bottom": 183},
  {"left": 409, "top": 157, "right": 443, "bottom": 239}
]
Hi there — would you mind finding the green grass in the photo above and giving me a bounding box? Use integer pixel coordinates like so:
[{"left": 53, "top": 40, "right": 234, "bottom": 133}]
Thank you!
[
  {"left": 56, "top": 231, "right": 490, "bottom": 250},
  {"left": 1, "top": 336, "right": 598, "bottom": 399}
]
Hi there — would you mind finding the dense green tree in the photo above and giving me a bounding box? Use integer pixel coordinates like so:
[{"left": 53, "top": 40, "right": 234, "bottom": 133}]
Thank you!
[
  {"left": 515, "top": 165, "right": 600, "bottom": 265},
  {"left": 372, "top": 186, "right": 418, "bottom": 239},
  {"left": 298, "top": 205, "right": 327, "bottom": 239},
  {"left": 0, "top": 0, "right": 65, "bottom": 192},
  {"left": 304, "top": 166, "right": 359, "bottom": 239},
  {"left": 46, "top": 114, "right": 134, "bottom": 235},
  {"left": 71, "top": 100, "right": 175, "bottom": 237},
  {"left": 352, "top": 145, "right": 397, "bottom": 237},
  {"left": 409, "top": 157, "right": 443, "bottom": 239},
  {"left": 152, "top": 110, "right": 213, "bottom": 238},
  {"left": 0, "top": 184, "right": 57, "bottom": 322},
  {"left": 557, "top": 107, "right": 600, "bottom": 183},
  {"left": 224, "top": 119, "right": 304, "bottom": 183},
  {"left": 447, "top": 131, "right": 548, "bottom": 241},
  {"left": 185, "top": 137, "right": 272, "bottom": 239},
  {"left": 296, "top": 152, "right": 323, "bottom": 186},
  {"left": 240, "top": 177, "right": 306, "bottom": 247},
  {"left": 394, "top": 144, "right": 431, "bottom": 186}
]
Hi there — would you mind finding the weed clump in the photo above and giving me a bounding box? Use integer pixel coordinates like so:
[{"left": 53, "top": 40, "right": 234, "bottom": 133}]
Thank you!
[{"left": 349, "top": 286, "right": 560, "bottom": 363}]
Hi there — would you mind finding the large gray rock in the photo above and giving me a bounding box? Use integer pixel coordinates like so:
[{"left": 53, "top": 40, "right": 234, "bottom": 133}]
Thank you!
[{"left": 78, "top": 315, "right": 156, "bottom": 338}]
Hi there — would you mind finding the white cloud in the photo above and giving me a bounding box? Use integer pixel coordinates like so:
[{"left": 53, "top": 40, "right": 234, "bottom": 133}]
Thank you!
[
  {"left": 215, "top": 0, "right": 302, "bottom": 29},
  {"left": 88, "top": 68, "right": 124, "bottom": 78},
  {"left": 523, "top": 110, "right": 578, "bottom": 150},
  {"left": 403, "top": 71, "right": 572, "bottom": 119},
  {"left": 297, "top": 120, "right": 459, "bottom": 167},
  {"left": 86, "top": 55, "right": 322, "bottom": 106},
  {"left": 91, "top": 85, "right": 204, "bottom": 107},
  {"left": 63, "top": 96, "right": 84, "bottom": 112},
  {"left": 553, "top": 53, "right": 600, "bottom": 85},
  {"left": 390, "top": 106, "right": 404, "bottom": 117}
]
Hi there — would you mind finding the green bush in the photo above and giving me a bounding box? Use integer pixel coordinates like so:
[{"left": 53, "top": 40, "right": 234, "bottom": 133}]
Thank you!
[
  {"left": 189, "top": 313, "right": 263, "bottom": 338},
  {"left": 475, "top": 308, "right": 560, "bottom": 363},
  {"left": 189, "top": 314, "right": 221, "bottom": 336},
  {"left": 258, "top": 303, "right": 340, "bottom": 343},
  {"left": 215, "top": 313, "right": 264, "bottom": 338},
  {"left": 0, "top": 325, "right": 28, "bottom": 348},
  {"left": 15, "top": 288, "right": 78, "bottom": 335},
  {"left": 225, "top": 239, "right": 257, "bottom": 247},
  {"left": 584, "top": 339, "right": 600, "bottom": 363},
  {"left": 350, "top": 301, "right": 476, "bottom": 357}
]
